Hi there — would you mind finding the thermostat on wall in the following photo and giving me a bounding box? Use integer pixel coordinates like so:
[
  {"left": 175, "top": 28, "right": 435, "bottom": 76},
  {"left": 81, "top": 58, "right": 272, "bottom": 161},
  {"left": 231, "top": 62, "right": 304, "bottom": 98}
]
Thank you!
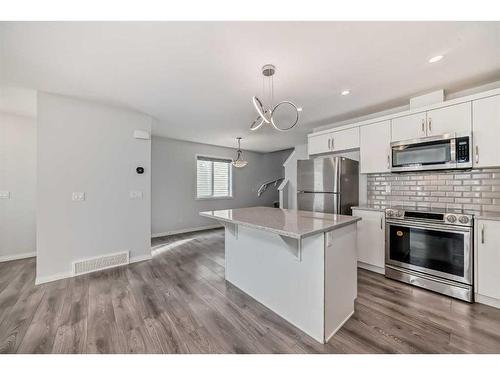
[{"left": 133, "top": 130, "right": 151, "bottom": 140}]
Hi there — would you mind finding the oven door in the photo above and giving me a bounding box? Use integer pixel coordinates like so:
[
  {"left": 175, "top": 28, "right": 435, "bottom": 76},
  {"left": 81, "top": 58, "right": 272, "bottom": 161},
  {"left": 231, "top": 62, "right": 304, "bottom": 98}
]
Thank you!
[
  {"left": 385, "top": 220, "right": 472, "bottom": 285},
  {"left": 391, "top": 134, "right": 456, "bottom": 172}
]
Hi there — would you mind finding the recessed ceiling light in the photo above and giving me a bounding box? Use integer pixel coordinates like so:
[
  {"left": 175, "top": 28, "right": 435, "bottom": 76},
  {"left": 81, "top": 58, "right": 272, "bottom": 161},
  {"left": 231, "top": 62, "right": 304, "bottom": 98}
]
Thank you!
[
  {"left": 341, "top": 90, "right": 350, "bottom": 96},
  {"left": 428, "top": 55, "right": 444, "bottom": 63}
]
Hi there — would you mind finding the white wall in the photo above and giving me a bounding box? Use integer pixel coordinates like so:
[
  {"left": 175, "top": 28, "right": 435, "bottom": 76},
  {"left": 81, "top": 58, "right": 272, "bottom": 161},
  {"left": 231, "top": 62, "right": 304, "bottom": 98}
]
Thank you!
[
  {"left": 0, "top": 112, "right": 37, "bottom": 261},
  {"left": 36, "top": 93, "right": 152, "bottom": 283},
  {"left": 151, "top": 136, "right": 291, "bottom": 236}
]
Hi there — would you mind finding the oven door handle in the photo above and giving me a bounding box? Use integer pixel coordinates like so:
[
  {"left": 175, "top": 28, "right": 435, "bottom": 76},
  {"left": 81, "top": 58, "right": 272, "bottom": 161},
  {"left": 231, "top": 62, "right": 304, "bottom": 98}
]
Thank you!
[{"left": 450, "top": 138, "right": 456, "bottom": 162}]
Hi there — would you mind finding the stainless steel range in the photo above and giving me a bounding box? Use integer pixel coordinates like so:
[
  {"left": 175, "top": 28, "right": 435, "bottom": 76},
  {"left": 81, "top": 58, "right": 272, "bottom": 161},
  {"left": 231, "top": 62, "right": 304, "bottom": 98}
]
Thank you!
[{"left": 385, "top": 207, "right": 474, "bottom": 302}]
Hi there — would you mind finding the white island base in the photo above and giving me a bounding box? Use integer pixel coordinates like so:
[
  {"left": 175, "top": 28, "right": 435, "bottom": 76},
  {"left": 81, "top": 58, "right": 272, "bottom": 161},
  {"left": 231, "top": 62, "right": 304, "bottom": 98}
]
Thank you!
[{"left": 223, "top": 220, "right": 358, "bottom": 343}]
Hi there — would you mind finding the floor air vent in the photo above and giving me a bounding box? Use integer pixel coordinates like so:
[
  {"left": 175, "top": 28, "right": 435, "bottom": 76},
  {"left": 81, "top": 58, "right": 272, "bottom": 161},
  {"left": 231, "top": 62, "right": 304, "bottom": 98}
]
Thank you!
[{"left": 72, "top": 251, "right": 129, "bottom": 276}]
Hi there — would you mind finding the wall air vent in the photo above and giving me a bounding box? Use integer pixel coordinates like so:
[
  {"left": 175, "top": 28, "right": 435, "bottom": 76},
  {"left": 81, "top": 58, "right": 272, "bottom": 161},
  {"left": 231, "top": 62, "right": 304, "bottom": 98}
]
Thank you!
[{"left": 72, "top": 251, "right": 129, "bottom": 276}]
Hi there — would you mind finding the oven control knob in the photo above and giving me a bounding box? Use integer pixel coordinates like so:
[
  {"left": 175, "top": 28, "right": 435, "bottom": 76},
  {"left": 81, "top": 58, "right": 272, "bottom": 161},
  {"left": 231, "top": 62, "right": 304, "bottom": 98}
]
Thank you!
[
  {"left": 386, "top": 210, "right": 393, "bottom": 217},
  {"left": 447, "top": 215, "right": 457, "bottom": 223},
  {"left": 396, "top": 211, "right": 403, "bottom": 217},
  {"left": 459, "top": 216, "right": 470, "bottom": 224}
]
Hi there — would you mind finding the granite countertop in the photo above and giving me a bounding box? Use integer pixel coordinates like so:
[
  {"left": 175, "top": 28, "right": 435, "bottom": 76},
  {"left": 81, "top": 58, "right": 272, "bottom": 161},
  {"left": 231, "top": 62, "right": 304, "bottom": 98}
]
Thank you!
[
  {"left": 475, "top": 211, "right": 500, "bottom": 221},
  {"left": 199, "top": 206, "right": 361, "bottom": 240}
]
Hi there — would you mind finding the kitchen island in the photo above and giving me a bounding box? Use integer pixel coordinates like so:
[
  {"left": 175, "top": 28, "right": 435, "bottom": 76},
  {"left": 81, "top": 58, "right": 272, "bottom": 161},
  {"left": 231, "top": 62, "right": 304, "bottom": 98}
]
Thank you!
[{"left": 199, "top": 206, "right": 360, "bottom": 343}]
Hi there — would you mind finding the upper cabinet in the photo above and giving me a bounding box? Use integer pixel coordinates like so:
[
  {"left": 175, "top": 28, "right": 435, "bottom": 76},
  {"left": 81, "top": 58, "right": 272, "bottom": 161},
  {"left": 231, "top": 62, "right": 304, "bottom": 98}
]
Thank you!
[
  {"left": 360, "top": 120, "right": 391, "bottom": 174},
  {"left": 308, "top": 127, "right": 359, "bottom": 156},
  {"left": 391, "top": 102, "right": 472, "bottom": 142},
  {"left": 391, "top": 112, "right": 426, "bottom": 142},
  {"left": 473, "top": 94, "right": 500, "bottom": 168},
  {"left": 426, "top": 102, "right": 471, "bottom": 136},
  {"left": 307, "top": 88, "right": 500, "bottom": 169}
]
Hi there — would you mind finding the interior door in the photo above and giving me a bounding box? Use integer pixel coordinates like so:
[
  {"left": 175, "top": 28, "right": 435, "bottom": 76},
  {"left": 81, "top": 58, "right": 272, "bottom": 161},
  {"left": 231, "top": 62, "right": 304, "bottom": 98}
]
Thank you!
[{"left": 297, "top": 192, "right": 339, "bottom": 214}]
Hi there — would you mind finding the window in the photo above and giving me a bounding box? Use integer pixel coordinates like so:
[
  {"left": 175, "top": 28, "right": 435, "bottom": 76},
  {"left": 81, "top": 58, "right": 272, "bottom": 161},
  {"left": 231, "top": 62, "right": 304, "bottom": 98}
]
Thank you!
[{"left": 196, "top": 156, "right": 232, "bottom": 199}]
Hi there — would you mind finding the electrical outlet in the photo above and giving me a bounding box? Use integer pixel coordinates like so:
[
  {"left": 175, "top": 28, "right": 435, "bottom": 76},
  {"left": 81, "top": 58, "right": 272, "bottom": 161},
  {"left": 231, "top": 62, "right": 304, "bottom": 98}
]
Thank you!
[
  {"left": 0, "top": 191, "right": 10, "bottom": 199},
  {"left": 72, "top": 192, "right": 85, "bottom": 201},
  {"left": 129, "top": 190, "right": 143, "bottom": 200}
]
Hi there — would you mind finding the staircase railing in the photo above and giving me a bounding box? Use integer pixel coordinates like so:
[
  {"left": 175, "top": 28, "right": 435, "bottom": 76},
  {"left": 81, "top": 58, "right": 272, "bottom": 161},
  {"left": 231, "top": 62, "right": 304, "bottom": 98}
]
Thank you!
[{"left": 257, "top": 177, "right": 284, "bottom": 197}]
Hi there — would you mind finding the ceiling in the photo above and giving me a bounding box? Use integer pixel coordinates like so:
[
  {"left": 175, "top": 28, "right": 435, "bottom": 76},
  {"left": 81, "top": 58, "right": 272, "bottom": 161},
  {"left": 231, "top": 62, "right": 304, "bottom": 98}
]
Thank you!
[{"left": 1, "top": 22, "right": 499, "bottom": 152}]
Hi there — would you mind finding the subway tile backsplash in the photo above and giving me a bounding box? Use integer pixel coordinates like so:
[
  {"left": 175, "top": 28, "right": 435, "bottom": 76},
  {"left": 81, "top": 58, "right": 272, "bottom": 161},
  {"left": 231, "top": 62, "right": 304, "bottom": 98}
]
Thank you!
[{"left": 366, "top": 169, "right": 500, "bottom": 212}]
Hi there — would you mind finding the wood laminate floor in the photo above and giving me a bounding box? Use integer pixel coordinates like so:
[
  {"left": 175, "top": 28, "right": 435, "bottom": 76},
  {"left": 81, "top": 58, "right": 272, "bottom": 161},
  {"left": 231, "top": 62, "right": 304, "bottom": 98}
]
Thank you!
[{"left": 1, "top": 228, "right": 500, "bottom": 353}]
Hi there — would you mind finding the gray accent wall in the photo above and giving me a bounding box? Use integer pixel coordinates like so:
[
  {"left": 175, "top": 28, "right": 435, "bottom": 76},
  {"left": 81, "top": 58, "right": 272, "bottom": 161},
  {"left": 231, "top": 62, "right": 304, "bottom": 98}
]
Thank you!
[
  {"left": 151, "top": 136, "right": 292, "bottom": 236},
  {"left": 367, "top": 169, "right": 500, "bottom": 212},
  {"left": 37, "top": 92, "right": 152, "bottom": 282}
]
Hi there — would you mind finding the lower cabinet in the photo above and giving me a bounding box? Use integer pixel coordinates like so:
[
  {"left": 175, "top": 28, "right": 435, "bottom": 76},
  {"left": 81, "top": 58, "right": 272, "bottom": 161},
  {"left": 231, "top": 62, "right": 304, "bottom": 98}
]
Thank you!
[
  {"left": 476, "top": 219, "right": 500, "bottom": 307},
  {"left": 352, "top": 209, "right": 385, "bottom": 274}
]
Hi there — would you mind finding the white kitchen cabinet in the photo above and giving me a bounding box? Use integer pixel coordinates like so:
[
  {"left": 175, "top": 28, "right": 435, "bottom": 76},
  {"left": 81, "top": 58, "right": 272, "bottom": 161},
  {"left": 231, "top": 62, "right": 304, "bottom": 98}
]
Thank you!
[
  {"left": 359, "top": 120, "right": 391, "bottom": 174},
  {"left": 308, "top": 133, "right": 331, "bottom": 155},
  {"left": 352, "top": 208, "right": 385, "bottom": 274},
  {"left": 308, "top": 127, "right": 359, "bottom": 156},
  {"left": 426, "top": 102, "right": 471, "bottom": 136},
  {"left": 391, "top": 112, "right": 426, "bottom": 142},
  {"left": 476, "top": 219, "right": 500, "bottom": 307},
  {"left": 473, "top": 95, "right": 500, "bottom": 168},
  {"left": 391, "top": 102, "right": 472, "bottom": 142}
]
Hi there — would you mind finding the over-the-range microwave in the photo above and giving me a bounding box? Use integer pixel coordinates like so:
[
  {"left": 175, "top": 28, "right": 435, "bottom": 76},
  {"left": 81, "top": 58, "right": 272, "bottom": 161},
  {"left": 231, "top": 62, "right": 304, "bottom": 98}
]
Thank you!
[{"left": 391, "top": 132, "right": 472, "bottom": 172}]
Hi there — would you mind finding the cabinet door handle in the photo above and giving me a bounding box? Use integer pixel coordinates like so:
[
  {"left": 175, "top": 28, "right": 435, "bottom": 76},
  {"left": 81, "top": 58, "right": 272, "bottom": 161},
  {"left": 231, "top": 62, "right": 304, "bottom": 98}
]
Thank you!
[
  {"left": 475, "top": 145, "right": 479, "bottom": 164},
  {"left": 481, "top": 224, "right": 485, "bottom": 244},
  {"left": 387, "top": 154, "right": 390, "bottom": 169},
  {"left": 421, "top": 119, "right": 425, "bottom": 134},
  {"left": 328, "top": 138, "right": 331, "bottom": 150},
  {"left": 380, "top": 216, "right": 383, "bottom": 230},
  {"left": 331, "top": 138, "right": 334, "bottom": 150},
  {"left": 428, "top": 117, "right": 432, "bottom": 133}
]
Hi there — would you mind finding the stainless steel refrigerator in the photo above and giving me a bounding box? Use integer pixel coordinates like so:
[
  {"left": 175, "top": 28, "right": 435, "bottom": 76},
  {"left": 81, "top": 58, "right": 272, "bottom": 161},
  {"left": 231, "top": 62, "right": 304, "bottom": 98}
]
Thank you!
[{"left": 297, "top": 157, "right": 359, "bottom": 215}]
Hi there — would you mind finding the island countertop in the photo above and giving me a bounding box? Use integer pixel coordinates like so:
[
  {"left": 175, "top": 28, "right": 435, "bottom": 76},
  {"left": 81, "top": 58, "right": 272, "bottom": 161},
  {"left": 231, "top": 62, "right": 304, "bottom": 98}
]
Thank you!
[{"left": 200, "top": 206, "right": 361, "bottom": 240}]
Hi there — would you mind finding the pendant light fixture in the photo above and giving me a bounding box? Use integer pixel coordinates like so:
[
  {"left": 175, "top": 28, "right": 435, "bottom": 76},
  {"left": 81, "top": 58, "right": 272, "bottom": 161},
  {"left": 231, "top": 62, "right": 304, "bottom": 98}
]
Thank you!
[
  {"left": 250, "top": 64, "right": 301, "bottom": 132},
  {"left": 232, "top": 137, "right": 248, "bottom": 168}
]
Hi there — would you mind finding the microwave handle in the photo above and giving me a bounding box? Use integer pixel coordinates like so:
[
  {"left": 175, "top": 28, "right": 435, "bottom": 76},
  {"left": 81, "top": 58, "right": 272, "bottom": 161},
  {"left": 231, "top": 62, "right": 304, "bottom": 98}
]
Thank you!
[{"left": 450, "top": 139, "right": 456, "bottom": 162}]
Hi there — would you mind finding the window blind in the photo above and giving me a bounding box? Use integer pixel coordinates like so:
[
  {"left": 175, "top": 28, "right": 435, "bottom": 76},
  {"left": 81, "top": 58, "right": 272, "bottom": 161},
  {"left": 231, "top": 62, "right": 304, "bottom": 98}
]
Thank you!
[{"left": 196, "top": 156, "right": 232, "bottom": 198}]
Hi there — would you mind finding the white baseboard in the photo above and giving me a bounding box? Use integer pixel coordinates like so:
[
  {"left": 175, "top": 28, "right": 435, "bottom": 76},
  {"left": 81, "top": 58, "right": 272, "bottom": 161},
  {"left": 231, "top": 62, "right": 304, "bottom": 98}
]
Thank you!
[
  {"left": 475, "top": 293, "right": 500, "bottom": 309},
  {"left": 325, "top": 310, "right": 355, "bottom": 343},
  {"left": 358, "top": 261, "right": 385, "bottom": 275},
  {"left": 0, "top": 251, "right": 36, "bottom": 263},
  {"left": 35, "top": 271, "right": 73, "bottom": 285},
  {"left": 152, "top": 224, "right": 223, "bottom": 238},
  {"left": 130, "top": 253, "right": 152, "bottom": 263}
]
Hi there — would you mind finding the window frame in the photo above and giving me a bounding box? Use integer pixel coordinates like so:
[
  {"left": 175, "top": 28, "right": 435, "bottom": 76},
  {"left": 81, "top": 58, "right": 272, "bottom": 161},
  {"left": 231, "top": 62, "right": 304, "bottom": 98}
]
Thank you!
[{"left": 195, "top": 154, "right": 234, "bottom": 200}]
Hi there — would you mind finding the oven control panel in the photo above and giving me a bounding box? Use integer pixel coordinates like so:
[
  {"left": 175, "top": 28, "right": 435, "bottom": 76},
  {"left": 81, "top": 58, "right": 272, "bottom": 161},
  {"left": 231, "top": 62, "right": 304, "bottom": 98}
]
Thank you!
[
  {"left": 385, "top": 208, "right": 473, "bottom": 227},
  {"left": 456, "top": 137, "right": 470, "bottom": 164}
]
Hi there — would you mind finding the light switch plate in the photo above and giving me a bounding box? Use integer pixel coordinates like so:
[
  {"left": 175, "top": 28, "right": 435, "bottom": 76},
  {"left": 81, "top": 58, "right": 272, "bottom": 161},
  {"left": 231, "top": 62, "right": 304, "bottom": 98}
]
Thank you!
[
  {"left": 129, "top": 190, "right": 143, "bottom": 200},
  {"left": 0, "top": 191, "right": 10, "bottom": 199},
  {"left": 72, "top": 192, "right": 85, "bottom": 201}
]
